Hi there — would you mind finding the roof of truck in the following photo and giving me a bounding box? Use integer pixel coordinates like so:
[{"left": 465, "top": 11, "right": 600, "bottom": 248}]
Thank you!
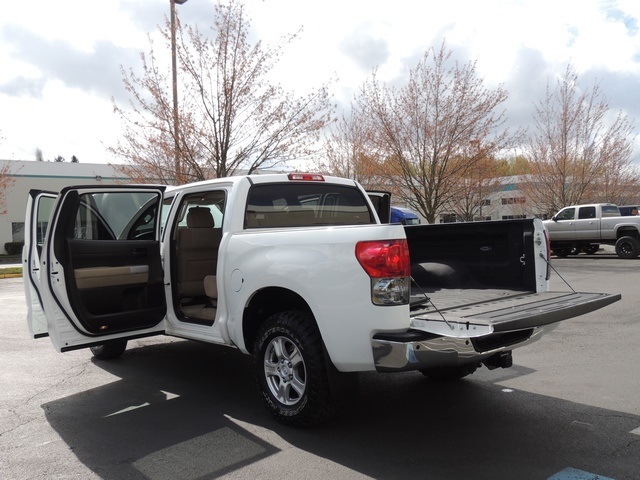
[{"left": 165, "top": 173, "right": 359, "bottom": 193}]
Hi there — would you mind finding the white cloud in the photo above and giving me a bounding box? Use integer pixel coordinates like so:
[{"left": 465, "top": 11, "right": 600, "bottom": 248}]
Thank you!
[{"left": 1, "top": 0, "right": 640, "bottom": 162}]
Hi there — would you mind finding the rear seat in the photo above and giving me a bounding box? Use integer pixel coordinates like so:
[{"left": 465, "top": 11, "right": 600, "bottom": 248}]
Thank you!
[{"left": 176, "top": 207, "right": 222, "bottom": 299}]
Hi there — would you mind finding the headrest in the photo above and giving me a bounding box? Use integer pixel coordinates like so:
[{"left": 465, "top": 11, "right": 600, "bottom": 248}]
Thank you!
[{"left": 187, "top": 207, "right": 215, "bottom": 228}]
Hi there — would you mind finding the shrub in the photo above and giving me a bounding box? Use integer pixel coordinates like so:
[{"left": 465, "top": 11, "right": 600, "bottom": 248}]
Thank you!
[{"left": 4, "top": 242, "right": 24, "bottom": 256}]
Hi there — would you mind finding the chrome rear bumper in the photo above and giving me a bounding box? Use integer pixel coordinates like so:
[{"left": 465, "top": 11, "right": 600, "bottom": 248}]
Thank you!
[{"left": 371, "top": 325, "right": 553, "bottom": 372}]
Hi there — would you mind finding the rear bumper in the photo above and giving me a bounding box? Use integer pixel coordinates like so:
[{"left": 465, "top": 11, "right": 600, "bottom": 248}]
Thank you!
[{"left": 371, "top": 326, "right": 551, "bottom": 372}]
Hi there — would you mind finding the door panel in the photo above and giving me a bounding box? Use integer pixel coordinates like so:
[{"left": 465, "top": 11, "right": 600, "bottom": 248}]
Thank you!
[
  {"left": 42, "top": 186, "right": 167, "bottom": 351},
  {"left": 574, "top": 206, "right": 599, "bottom": 240},
  {"left": 548, "top": 207, "right": 576, "bottom": 240},
  {"left": 367, "top": 190, "right": 391, "bottom": 223},
  {"left": 62, "top": 238, "right": 165, "bottom": 334}
]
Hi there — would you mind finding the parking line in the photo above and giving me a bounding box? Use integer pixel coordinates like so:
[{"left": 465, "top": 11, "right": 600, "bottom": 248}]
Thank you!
[
  {"left": 631, "top": 426, "right": 640, "bottom": 436},
  {"left": 547, "top": 467, "right": 615, "bottom": 480}
]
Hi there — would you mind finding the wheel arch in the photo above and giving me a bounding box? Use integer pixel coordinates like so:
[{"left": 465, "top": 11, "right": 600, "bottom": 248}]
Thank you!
[
  {"left": 242, "top": 287, "right": 315, "bottom": 354},
  {"left": 616, "top": 226, "right": 640, "bottom": 239}
]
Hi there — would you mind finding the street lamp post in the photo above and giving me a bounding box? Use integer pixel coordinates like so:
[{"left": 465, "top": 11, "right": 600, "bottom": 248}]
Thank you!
[{"left": 170, "top": 0, "right": 188, "bottom": 185}]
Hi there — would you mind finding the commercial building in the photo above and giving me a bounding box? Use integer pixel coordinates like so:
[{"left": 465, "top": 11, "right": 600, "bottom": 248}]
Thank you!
[
  {"left": 0, "top": 159, "right": 542, "bottom": 255},
  {"left": 0, "top": 160, "right": 129, "bottom": 255}
]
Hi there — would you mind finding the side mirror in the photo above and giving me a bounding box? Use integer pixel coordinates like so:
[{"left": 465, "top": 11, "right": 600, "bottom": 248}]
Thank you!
[{"left": 551, "top": 215, "right": 558, "bottom": 222}]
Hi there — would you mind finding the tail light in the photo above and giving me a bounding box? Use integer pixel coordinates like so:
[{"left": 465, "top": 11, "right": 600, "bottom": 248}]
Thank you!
[
  {"left": 288, "top": 173, "right": 325, "bottom": 181},
  {"left": 356, "top": 239, "right": 410, "bottom": 305}
]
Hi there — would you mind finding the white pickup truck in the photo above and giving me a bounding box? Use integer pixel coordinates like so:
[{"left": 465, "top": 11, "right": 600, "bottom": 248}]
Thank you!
[
  {"left": 23, "top": 173, "right": 619, "bottom": 426},
  {"left": 543, "top": 203, "right": 640, "bottom": 258}
]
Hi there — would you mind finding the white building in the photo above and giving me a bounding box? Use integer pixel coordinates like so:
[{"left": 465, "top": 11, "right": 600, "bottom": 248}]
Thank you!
[
  {"left": 0, "top": 160, "right": 545, "bottom": 255},
  {"left": 437, "top": 175, "right": 547, "bottom": 223},
  {"left": 0, "top": 160, "right": 130, "bottom": 255}
]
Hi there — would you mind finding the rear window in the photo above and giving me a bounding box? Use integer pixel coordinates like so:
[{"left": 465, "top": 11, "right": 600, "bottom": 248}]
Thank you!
[
  {"left": 245, "top": 183, "right": 374, "bottom": 228},
  {"left": 601, "top": 205, "right": 621, "bottom": 217}
]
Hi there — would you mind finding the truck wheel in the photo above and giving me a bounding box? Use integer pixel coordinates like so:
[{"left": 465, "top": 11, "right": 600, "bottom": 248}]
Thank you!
[
  {"left": 615, "top": 236, "right": 640, "bottom": 259},
  {"left": 420, "top": 363, "right": 479, "bottom": 381},
  {"left": 553, "top": 248, "right": 571, "bottom": 258},
  {"left": 583, "top": 244, "right": 599, "bottom": 255},
  {"left": 90, "top": 339, "right": 127, "bottom": 360},
  {"left": 254, "top": 311, "right": 335, "bottom": 427}
]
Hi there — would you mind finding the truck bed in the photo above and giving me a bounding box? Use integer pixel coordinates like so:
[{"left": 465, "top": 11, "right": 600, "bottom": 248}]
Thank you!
[
  {"left": 405, "top": 219, "right": 541, "bottom": 292},
  {"left": 404, "top": 220, "right": 620, "bottom": 339}
]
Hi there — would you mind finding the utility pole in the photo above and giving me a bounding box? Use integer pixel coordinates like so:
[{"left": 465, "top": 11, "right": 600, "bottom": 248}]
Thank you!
[{"left": 170, "top": 0, "right": 188, "bottom": 185}]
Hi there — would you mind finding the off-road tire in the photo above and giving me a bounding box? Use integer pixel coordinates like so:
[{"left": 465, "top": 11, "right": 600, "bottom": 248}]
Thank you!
[
  {"left": 583, "top": 244, "right": 600, "bottom": 255},
  {"left": 254, "top": 310, "right": 335, "bottom": 427},
  {"left": 90, "top": 339, "right": 128, "bottom": 360},
  {"left": 615, "top": 236, "right": 640, "bottom": 259},
  {"left": 553, "top": 248, "right": 572, "bottom": 258}
]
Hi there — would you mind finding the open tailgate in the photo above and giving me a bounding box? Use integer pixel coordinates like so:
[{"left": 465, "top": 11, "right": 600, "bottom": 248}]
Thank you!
[{"left": 410, "top": 291, "right": 620, "bottom": 338}]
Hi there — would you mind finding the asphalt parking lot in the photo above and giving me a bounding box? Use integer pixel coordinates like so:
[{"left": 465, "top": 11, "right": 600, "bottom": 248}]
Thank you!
[{"left": 1, "top": 250, "right": 639, "bottom": 480}]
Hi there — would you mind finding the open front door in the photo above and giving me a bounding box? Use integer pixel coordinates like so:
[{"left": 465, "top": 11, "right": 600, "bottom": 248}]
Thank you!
[
  {"left": 23, "top": 190, "right": 58, "bottom": 338},
  {"left": 367, "top": 190, "right": 391, "bottom": 223},
  {"left": 40, "top": 185, "right": 167, "bottom": 352}
]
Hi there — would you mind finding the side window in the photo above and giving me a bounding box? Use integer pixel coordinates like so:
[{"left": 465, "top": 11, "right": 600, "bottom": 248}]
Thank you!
[
  {"left": 556, "top": 208, "right": 575, "bottom": 221},
  {"left": 601, "top": 205, "right": 621, "bottom": 217},
  {"left": 173, "top": 190, "right": 226, "bottom": 231},
  {"left": 36, "top": 196, "right": 55, "bottom": 246},
  {"left": 73, "top": 192, "right": 160, "bottom": 241},
  {"left": 578, "top": 207, "right": 596, "bottom": 219},
  {"left": 160, "top": 196, "right": 175, "bottom": 237}
]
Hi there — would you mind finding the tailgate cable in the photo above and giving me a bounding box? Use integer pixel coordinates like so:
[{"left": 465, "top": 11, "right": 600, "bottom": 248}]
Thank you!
[
  {"left": 538, "top": 253, "right": 576, "bottom": 293},
  {"left": 410, "top": 276, "right": 455, "bottom": 330}
]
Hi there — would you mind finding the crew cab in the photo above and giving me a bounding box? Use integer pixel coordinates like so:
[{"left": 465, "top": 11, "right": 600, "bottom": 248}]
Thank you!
[
  {"left": 23, "top": 174, "right": 620, "bottom": 426},
  {"left": 543, "top": 203, "right": 640, "bottom": 258}
]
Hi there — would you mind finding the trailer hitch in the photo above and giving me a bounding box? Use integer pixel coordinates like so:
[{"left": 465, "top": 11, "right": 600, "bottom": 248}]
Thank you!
[{"left": 482, "top": 351, "right": 513, "bottom": 370}]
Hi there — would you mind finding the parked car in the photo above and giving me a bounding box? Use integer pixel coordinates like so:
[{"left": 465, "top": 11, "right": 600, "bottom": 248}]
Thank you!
[{"left": 390, "top": 206, "right": 421, "bottom": 225}]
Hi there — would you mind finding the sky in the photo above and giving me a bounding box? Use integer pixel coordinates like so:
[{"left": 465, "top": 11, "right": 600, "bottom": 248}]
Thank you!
[{"left": 1, "top": 0, "right": 640, "bottom": 164}]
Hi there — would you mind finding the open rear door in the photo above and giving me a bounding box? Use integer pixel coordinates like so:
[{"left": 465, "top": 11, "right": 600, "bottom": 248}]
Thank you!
[
  {"left": 39, "top": 185, "right": 167, "bottom": 352},
  {"left": 367, "top": 190, "right": 391, "bottom": 223},
  {"left": 23, "top": 190, "right": 58, "bottom": 338}
]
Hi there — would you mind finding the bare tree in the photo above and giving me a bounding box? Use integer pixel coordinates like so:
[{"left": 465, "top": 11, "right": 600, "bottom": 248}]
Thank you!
[
  {"left": 0, "top": 162, "right": 16, "bottom": 216},
  {"left": 522, "top": 64, "right": 637, "bottom": 216},
  {"left": 446, "top": 156, "right": 508, "bottom": 221},
  {"left": 349, "top": 41, "right": 512, "bottom": 223},
  {"left": 316, "top": 109, "right": 385, "bottom": 190},
  {"left": 0, "top": 133, "right": 16, "bottom": 215},
  {"left": 110, "top": 0, "right": 334, "bottom": 184}
]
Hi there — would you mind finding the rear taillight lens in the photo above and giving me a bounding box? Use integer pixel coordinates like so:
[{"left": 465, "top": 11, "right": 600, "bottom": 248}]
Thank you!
[{"left": 356, "top": 239, "right": 410, "bottom": 305}]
